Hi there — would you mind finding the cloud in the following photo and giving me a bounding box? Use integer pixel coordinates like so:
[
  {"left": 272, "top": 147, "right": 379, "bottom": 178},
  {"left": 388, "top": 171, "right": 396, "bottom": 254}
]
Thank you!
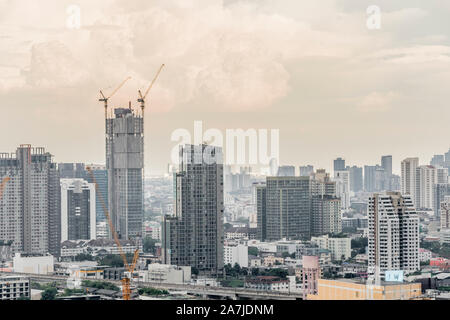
[{"left": 356, "top": 91, "right": 398, "bottom": 113}]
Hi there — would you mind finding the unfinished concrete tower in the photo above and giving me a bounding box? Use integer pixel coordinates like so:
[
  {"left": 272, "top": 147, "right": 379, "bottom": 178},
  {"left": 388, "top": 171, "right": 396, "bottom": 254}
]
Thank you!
[{"left": 106, "top": 108, "right": 144, "bottom": 240}]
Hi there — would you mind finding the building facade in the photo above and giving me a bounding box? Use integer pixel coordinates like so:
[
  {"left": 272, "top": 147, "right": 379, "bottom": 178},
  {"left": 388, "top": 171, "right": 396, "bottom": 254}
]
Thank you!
[
  {"left": 162, "top": 144, "right": 224, "bottom": 275},
  {"left": 106, "top": 108, "right": 144, "bottom": 240},
  {"left": 0, "top": 145, "right": 61, "bottom": 257}
]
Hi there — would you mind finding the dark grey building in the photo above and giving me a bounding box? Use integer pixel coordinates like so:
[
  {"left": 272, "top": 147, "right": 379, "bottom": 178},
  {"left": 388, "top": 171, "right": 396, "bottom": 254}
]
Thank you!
[
  {"left": 334, "top": 158, "right": 346, "bottom": 172},
  {"left": 85, "top": 164, "right": 108, "bottom": 223},
  {"left": 0, "top": 145, "right": 61, "bottom": 257},
  {"left": 58, "top": 163, "right": 86, "bottom": 179},
  {"left": 162, "top": 144, "right": 224, "bottom": 276},
  {"left": 106, "top": 108, "right": 144, "bottom": 240},
  {"left": 277, "top": 166, "right": 296, "bottom": 177}
]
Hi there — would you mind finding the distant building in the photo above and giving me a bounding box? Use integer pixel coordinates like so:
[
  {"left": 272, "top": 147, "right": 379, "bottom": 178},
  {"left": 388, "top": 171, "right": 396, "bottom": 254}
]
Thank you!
[
  {"left": 58, "top": 163, "right": 86, "bottom": 179},
  {"left": 333, "top": 158, "right": 346, "bottom": 173},
  {"left": 311, "top": 235, "right": 351, "bottom": 261},
  {"left": 349, "top": 166, "right": 363, "bottom": 192},
  {"left": 140, "top": 264, "right": 191, "bottom": 284},
  {"left": 85, "top": 164, "right": 108, "bottom": 224},
  {"left": 224, "top": 243, "right": 248, "bottom": 268},
  {"left": 60, "top": 179, "right": 96, "bottom": 241},
  {"left": 245, "top": 276, "right": 290, "bottom": 292},
  {"left": 441, "top": 196, "right": 450, "bottom": 229},
  {"left": 299, "top": 165, "right": 314, "bottom": 177},
  {"left": 416, "top": 165, "right": 437, "bottom": 210},
  {"left": 401, "top": 157, "right": 419, "bottom": 207},
  {"left": 13, "top": 253, "right": 54, "bottom": 275},
  {"left": 277, "top": 166, "right": 296, "bottom": 177}
]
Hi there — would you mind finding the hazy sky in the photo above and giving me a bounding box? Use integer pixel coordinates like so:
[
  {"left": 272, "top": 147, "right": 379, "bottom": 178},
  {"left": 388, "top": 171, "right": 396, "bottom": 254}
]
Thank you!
[{"left": 1, "top": 0, "right": 449, "bottom": 175}]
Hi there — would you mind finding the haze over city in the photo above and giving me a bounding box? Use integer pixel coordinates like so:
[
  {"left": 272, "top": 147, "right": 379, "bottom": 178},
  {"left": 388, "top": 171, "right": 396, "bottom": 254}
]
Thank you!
[{"left": 1, "top": 0, "right": 450, "bottom": 175}]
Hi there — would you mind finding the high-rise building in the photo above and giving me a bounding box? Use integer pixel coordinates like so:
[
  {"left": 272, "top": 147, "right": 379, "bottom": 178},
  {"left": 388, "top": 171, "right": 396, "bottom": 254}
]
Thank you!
[
  {"left": 277, "top": 165, "right": 296, "bottom": 177},
  {"left": 257, "top": 170, "right": 340, "bottom": 241},
  {"left": 333, "top": 158, "right": 346, "bottom": 173},
  {"left": 431, "top": 155, "right": 445, "bottom": 168},
  {"left": 416, "top": 165, "right": 437, "bottom": 210},
  {"left": 299, "top": 165, "right": 314, "bottom": 177},
  {"left": 106, "top": 108, "right": 144, "bottom": 240},
  {"left": 162, "top": 144, "right": 224, "bottom": 275},
  {"left": 60, "top": 179, "right": 96, "bottom": 241},
  {"left": 0, "top": 145, "right": 61, "bottom": 257},
  {"left": 85, "top": 164, "right": 108, "bottom": 224},
  {"left": 368, "top": 192, "right": 419, "bottom": 276},
  {"left": 381, "top": 155, "right": 393, "bottom": 190},
  {"left": 436, "top": 167, "right": 449, "bottom": 184},
  {"left": 58, "top": 163, "right": 86, "bottom": 179},
  {"left": 440, "top": 196, "right": 450, "bottom": 229},
  {"left": 364, "top": 165, "right": 377, "bottom": 192},
  {"left": 349, "top": 166, "right": 363, "bottom": 193},
  {"left": 334, "top": 170, "right": 350, "bottom": 211},
  {"left": 401, "top": 157, "right": 419, "bottom": 206},
  {"left": 257, "top": 177, "right": 311, "bottom": 241},
  {"left": 445, "top": 149, "right": 450, "bottom": 170},
  {"left": 434, "top": 184, "right": 450, "bottom": 220}
]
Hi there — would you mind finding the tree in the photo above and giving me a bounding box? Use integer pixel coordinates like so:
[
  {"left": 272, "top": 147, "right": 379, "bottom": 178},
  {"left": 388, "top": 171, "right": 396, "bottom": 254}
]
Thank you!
[
  {"left": 41, "top": 287, "right": 58, "bottom": 300},
  {"left": 74, "top": 253, "right": 94, "bottom": 261},
  {"left": 97, "top": 254, "right": 133, "bottom": 267},
  {"left": 248, "top": 247, "right": 259, "bottom": 257}
]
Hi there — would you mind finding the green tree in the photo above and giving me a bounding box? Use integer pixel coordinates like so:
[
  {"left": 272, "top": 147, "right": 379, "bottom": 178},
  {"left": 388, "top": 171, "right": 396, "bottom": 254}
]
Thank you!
[
  {"left": 248, "top": 247, "right": 259, "bottom": 257},
  {"left": 74, "top": 253, "right": 94, "bottom": 261},
  {"left": 41, "top": 287, "right": 58, "bottom": 300},
  {"left": 143, "top": 237, "right": 158, "bottom": 254}
]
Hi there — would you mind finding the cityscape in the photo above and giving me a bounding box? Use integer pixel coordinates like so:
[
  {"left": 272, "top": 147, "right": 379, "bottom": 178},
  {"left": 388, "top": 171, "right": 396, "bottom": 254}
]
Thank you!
[{"left": 1, "top": 0, "right": 450, "bottom": 312}]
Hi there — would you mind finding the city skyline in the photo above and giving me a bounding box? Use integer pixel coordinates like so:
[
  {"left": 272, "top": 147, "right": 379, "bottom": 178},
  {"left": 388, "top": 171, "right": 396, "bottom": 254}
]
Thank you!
[{"left": 1, "top": 0, "right": 450, "bottom": 174}]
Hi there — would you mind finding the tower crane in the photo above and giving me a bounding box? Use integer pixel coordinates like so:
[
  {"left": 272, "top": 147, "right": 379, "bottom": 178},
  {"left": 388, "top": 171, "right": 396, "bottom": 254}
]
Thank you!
[
  {"left": 86, "top": 167, "right": 140, "bottom": 301},
  {"left": 138, "top": 64, "right": 165, "bottom": 114},
  {"left": 99, "top": 76, "right": 132, "bottom": 118}
]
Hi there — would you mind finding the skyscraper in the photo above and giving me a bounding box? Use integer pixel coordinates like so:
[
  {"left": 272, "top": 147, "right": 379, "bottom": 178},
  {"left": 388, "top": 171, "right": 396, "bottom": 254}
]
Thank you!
[
  {"left": 277, "top": 165, "right": 296, "bottom": 177},
  {"left": 381, "top": 155, "right": 393, "bottom": 190},
  {"left": 416, "top": 165, "right": 437, "bottom": 210},
  {"left": 162, "top": 144, "right": 224, "bottom": 275},
  {"left": 0, "top": 145, "right": 61, "bottom": 257},
  {"left": 349, "top": 166, "right": 363, "bottom": 193},
  {"left": 368, "top": 192, "right": 419, "bottom": 277},
  {"left": 334, "top": 170, "right": 350, "bottom": 211},
  {"left": 299, "top": 165, "right": 314, "bottom": 177},
  {"left": 58, "top": 163, "right": 86, "bottom": 179},
  {"left": 85, "top": 164, "right": 108, "bottom": 224},
  {"left": 106, "top": 108, "right": 144, "bottom": 240},
  {"left": 333, "top": 158, "right": 346, "bottom": 173},
  {"left": 434, "top": 184, "right": 450, "bottom": 219},
  {"left": 60, "top": 179, "right": 96, "bottom": 241},
  {"left": 401, "top": 157, "right": 419, "bottom": 206}
]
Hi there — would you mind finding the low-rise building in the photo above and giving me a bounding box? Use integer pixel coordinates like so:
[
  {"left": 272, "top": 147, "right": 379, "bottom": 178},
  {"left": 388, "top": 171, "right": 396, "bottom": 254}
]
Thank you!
[
  {"left": 311, "top": 235, "right": 352, "bottom": 261},
  {"left": 245, "top": 276, "right": 290, "bottom": 292},
  {"left": 419, "top": 248, "right": 433, "bottom": 262},
  {"left": 139, "top": 264, "right": 191, "bottom": 284},
  {"left": 307, "top": 279, "right": 422, "bottom": 300},
  {"left": 13, "top": 253, "right": 54, "bottom": 275},
  {"left": 0, "top": 276, "right": 30, "bottom": 300},
  {"left": 224, "top": 243, "right": 248, "bottom": 268},
  {"left": 262, "top": 255, "right": 285, "bottom": 267},
  {"left": 60, "top": 239, "right": 142, "bottom": 259}
]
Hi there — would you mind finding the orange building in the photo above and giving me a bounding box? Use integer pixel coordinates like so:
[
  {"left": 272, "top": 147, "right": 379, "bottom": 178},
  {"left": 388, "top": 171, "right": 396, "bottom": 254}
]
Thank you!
[{"left": 307, "top": 279, "right": 422, "bottom": 300}]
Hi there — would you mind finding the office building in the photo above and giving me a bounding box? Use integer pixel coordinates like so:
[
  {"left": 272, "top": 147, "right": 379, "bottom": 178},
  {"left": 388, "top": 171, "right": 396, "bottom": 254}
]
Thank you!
[
  {"left": 365, "top": 165, "right": 385, "bottom": 192},
  {"left": 431, "top": 155, "right": 445, "bottom": 168},
  {"left": 277, "top": 166, "right": 296, "bottom": 177},
  {"left": 311, "top": 195, "right": 341, "bottom": 236},
  {"left": 0, "top": 145, "right": 60, "bottom": 257},
  {"left": 334, "top": 158, "right": 346, "bottom": 172},
  {"left": 162, "top": 144, "right": 224, "bottom": 275},
  {"left": 106, "top": 108, "right": 144, "bottom": 240},
  {"left": 381, "top": 155, "right": 393, "bottom": 190},
  {"left": 60, "top": 179, "right": 96, "bottom": 241},
  {"left": 299, "top": 165, "right": 314, "bottom": 177},
  {"left": 416, "top": 165, "right": 437, "bottom": 210},
  {"left": 437, "top": 167, "right": 449, "bottom": 184},
  {"left": 58, "top": 163, "right": 86, "bottom": 179},
  {"left": 349, "top": 166, "right": 363, "bottom": 192},
  {"left": 368, "top": 192, "right": 419, "bottom": 276},
  {"left": 85, "top": 164, "right": 108, "bottom": 224},
  {"left": 401, "top": 157, "right": 419, "bottom": 207}
]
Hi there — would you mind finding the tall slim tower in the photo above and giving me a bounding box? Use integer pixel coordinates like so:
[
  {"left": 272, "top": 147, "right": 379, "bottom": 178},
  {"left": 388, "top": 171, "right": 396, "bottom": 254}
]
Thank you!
[
  {"left": 401, "top": 158, "right": 419, "bottom": 206},
  {"left": 106, "top": 108, "right": 144, "bottom": 240}
]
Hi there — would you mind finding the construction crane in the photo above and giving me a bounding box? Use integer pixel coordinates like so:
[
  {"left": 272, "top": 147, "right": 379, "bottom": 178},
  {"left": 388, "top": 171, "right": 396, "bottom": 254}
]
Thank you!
[
  {"left": 86, "top": 167, "right": 139, "bottom": 300},
  {"left": 99, "top": 76, "right": 132, "bottom": 118},
  {"left": 138, "top": 64, "right": 165, "bottom": 114},
  {"left": 0, "top": 177, "right": 10, "bottom": 200}
]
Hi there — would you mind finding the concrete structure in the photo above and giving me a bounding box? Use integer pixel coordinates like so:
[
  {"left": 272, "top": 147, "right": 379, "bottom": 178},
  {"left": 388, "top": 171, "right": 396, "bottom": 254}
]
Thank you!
[
  {"left": 368, "top": 193, "right": 419, "bottom": 277},
  {"left": 311, "top": 235, "right": 351, "bottom": 261},
  {"left": 299, "top": 165, "right": 314, "bottom": 177},
  {"left": 13, "top": 253, "right": 54, "bottom": 275},
  {"left": 0, "top": 276, "right": 30, "bottom": 300},
  {"left": 224, "top": 243, "right": 248, "bottom": 268},
  {"left": 416, "top": 165, "right": 437, "bottom": 210},
  {"left": 349, "top": 166, "right": 363, "bottom": 193},
  {"left": 245, "top": 276, "right": 290, "bottom": 292},
  {"left": 60, "top": 239, "right": 141, "bottom": 258},
  {"left": 311, "top": 195, "right": 341, "bottom": 236},
  {"left": 419, "top": 248, "right": 432, "bottom": 262},
  {"left": 61, "top": 179, "right": 96, "bottom": 241},
  {"left": 106, "top": 108, "right": 144, "bottom": 240},
  {"left": 162, "top": 144, "right": 224, "bottom": 275},
  {"left": 277, "top": 166, "right": 295, "bottom": 177},
  {"left": 0, "top": 145, "right": 61, "bottom": 257},
  {"left": 302, "top": 256, "right": 320, "bottom": 300},
  {"left": 308, "top": 279, "right": 422, "bottom": 300},
  {"left": 401, "top": 157, "right": 419, "bottom": 207},
  {"left": 139, "top": 264, "right": 191, "bottom": 284},
  {"left": 434, "top": 184, "right": 450, "bottom": 220}
]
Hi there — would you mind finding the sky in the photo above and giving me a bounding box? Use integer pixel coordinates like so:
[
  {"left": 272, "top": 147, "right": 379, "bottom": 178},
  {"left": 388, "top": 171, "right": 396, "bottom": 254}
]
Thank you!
[{"left": 0, "top": 0, "right": 449, "bottom": 175}]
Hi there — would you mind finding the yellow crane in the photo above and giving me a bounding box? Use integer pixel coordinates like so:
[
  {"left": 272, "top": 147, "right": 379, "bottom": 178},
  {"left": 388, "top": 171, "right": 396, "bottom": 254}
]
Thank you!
[
  {"left": 99, "top": 76, "right": 132, "bottom": 118},
  {"left": 86, "top": 167, "right": 139, "bottom": 300},
  {"left": 138, "top": 64, "right": 165, "bottom": 114}
]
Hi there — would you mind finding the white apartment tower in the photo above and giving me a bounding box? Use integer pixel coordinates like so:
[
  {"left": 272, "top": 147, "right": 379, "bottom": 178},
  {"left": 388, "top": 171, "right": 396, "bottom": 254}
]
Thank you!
[
  {"left": 401, "top": 158, "right": 419, "bottom": 207},
  {"left": 416, "top": 165, "right": 437, "bottom": 210},
  {"left": 368, "top": 192, "right": 419, "bottom": 276}
]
